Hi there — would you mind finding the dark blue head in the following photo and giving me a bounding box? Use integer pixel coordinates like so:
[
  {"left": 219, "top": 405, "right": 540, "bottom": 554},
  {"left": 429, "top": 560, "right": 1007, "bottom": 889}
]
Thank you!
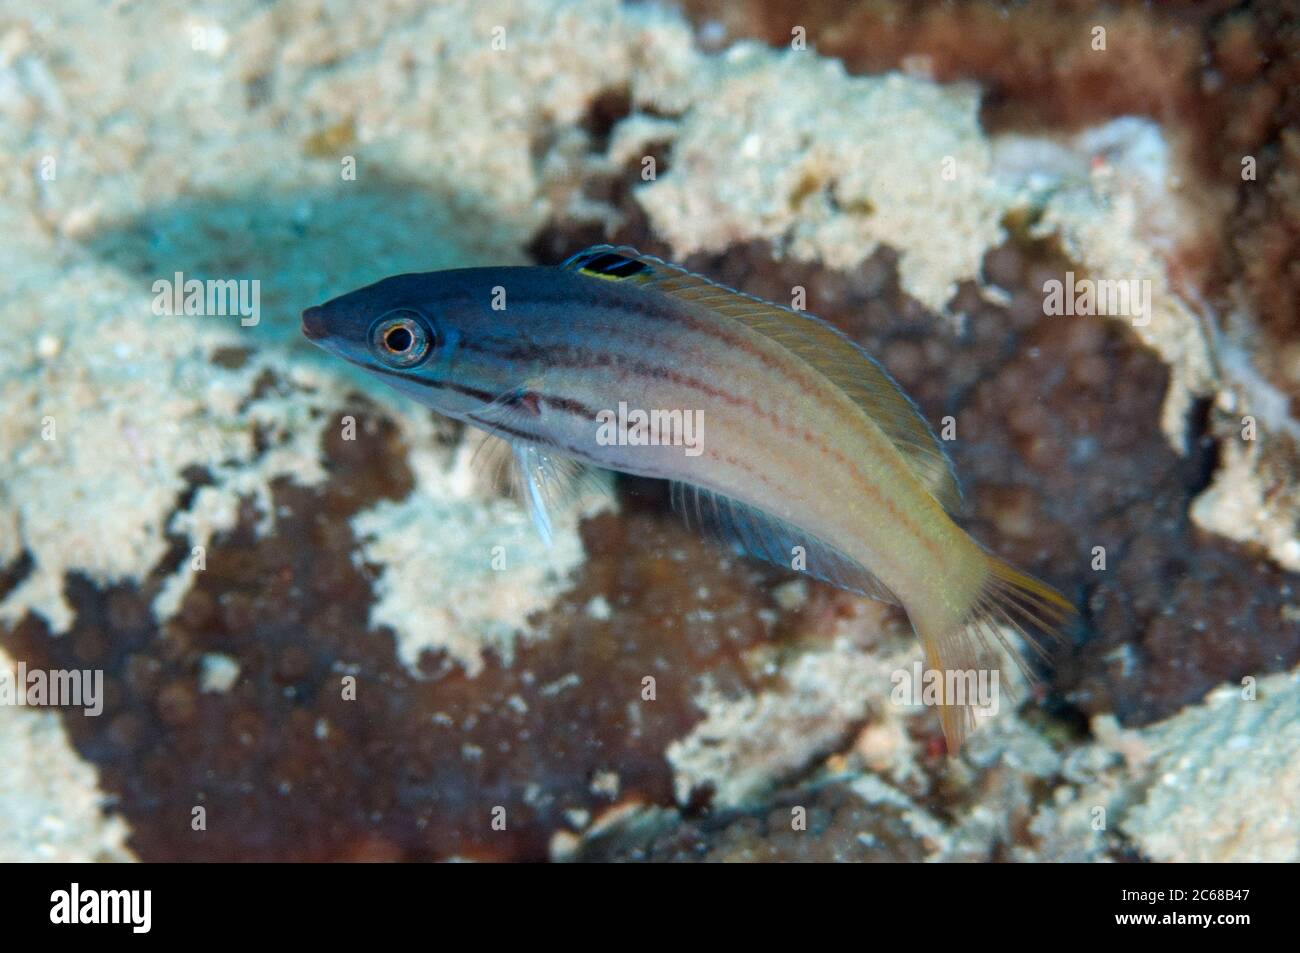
[{"left": 302, "top": 268, "right": 540, "bottom": 419}]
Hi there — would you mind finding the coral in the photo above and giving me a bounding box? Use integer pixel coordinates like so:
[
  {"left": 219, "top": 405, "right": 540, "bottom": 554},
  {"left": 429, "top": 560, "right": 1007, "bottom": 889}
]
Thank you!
[
  {"left": 1120, "top": 671, "right": 1300, "bottom": 863},
  {"left": 634, "top": 55, "right": 1006, "bottom": 315},
  {"left": 0, "top": 648, "right": 134, "bottom": 862},
  {"left": 350, "top": 423, "right": 612, "bottom": 678},
  {"left": 4, "top": 458, "right": 806, "bottom": 860}
]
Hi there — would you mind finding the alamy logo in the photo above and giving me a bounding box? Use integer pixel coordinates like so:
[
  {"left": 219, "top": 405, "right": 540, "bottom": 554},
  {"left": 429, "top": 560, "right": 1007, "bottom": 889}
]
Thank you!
[
  {"left": 595, "top": 401, "right": 704, "bottom": 457},
  {"left": 889, "top": 662, "right": 1000, "bottom": 716},
  {"left": 50, "top": 884, "right": 151, "bottom": 933},
  {"left": 1042, "top": 271, "right": 1151, "bottom": 327},
  {"left": 0, "top": 663, "right": 103, "bottom": 716},
  {"left": 152, "top": 271, "right": 260, "bottom": 326}
]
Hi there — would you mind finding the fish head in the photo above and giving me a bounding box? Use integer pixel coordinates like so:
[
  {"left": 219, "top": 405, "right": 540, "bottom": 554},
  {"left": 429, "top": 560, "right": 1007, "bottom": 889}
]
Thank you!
[{"left": 302, "top": 269, "right": 525, "bottom": 420}]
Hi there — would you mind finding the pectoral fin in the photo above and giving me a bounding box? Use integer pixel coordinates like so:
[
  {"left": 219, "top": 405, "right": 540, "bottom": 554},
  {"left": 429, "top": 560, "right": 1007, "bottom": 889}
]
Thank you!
[{"left": 511, "top": 442, "right": 608, "bottom": 547}]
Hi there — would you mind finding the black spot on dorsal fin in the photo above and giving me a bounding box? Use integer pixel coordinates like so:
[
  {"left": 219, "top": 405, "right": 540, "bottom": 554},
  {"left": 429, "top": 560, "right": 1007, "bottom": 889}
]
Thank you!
[{"left": 562, "top": 246, "right": 650, "bottom": 280}]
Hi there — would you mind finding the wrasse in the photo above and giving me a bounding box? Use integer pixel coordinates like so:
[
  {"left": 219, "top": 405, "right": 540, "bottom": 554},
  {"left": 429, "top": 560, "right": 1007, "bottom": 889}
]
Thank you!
[{"left": 303, "top": 246, "right": 1073, "bottom": 751}]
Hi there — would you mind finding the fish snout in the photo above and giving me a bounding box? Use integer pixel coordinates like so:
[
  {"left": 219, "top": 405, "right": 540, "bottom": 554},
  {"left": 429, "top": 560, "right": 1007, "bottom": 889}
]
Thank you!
[{"left": 301, "top": 305, "right": 329, "bottom": 341}]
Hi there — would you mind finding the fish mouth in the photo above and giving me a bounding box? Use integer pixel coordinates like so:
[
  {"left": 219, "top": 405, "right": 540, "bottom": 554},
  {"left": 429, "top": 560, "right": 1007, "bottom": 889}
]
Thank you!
[{"left": 300, "top": 305, "right": 329, "bottom": 342}]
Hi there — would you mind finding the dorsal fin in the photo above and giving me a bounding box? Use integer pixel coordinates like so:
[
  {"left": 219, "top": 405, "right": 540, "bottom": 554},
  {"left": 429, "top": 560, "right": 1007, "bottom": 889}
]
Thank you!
[{"left": 561, "top": 245, "right": 963, "bottom": 513}]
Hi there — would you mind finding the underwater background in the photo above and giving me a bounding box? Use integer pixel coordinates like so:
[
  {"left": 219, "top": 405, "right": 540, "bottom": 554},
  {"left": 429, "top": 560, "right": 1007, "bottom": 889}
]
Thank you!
[{"left": 0, "top": 0, "right": 1297, "bottom": 861}]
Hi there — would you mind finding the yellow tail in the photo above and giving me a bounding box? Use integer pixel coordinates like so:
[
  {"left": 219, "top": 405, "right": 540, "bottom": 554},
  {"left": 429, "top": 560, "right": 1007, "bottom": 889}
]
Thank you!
[{"left": 917, "top": 554, "right": 1074, "bottom": 753}]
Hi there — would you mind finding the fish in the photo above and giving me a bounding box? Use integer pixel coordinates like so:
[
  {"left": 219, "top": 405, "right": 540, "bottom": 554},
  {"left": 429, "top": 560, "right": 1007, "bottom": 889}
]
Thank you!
[{"left": 302, "top": 245, "right": 1073, "bottom": 751}]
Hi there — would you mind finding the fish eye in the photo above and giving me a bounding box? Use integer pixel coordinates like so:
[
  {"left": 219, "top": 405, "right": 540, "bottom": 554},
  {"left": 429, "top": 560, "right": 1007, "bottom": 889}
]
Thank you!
[{"left": 370, "top": 310, "right": 433, "bottom": 367}]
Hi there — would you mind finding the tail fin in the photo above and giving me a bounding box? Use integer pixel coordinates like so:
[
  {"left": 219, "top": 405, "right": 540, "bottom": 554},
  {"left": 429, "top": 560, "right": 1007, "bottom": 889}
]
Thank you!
[{"left": 918, "top": 554, "right": 1074, "bottom": 753}]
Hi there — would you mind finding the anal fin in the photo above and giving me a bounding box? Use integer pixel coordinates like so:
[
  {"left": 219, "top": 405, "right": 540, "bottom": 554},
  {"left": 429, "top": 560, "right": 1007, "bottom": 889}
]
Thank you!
[{"left": 670, "top": 482, "right": 899, "bottom": 605}]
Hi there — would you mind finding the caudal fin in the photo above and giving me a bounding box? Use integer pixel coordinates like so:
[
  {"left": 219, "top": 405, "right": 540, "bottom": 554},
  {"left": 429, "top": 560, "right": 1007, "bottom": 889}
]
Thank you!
[{"left": 918, "top": 554, "right": 1074, "bottom": 753}]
